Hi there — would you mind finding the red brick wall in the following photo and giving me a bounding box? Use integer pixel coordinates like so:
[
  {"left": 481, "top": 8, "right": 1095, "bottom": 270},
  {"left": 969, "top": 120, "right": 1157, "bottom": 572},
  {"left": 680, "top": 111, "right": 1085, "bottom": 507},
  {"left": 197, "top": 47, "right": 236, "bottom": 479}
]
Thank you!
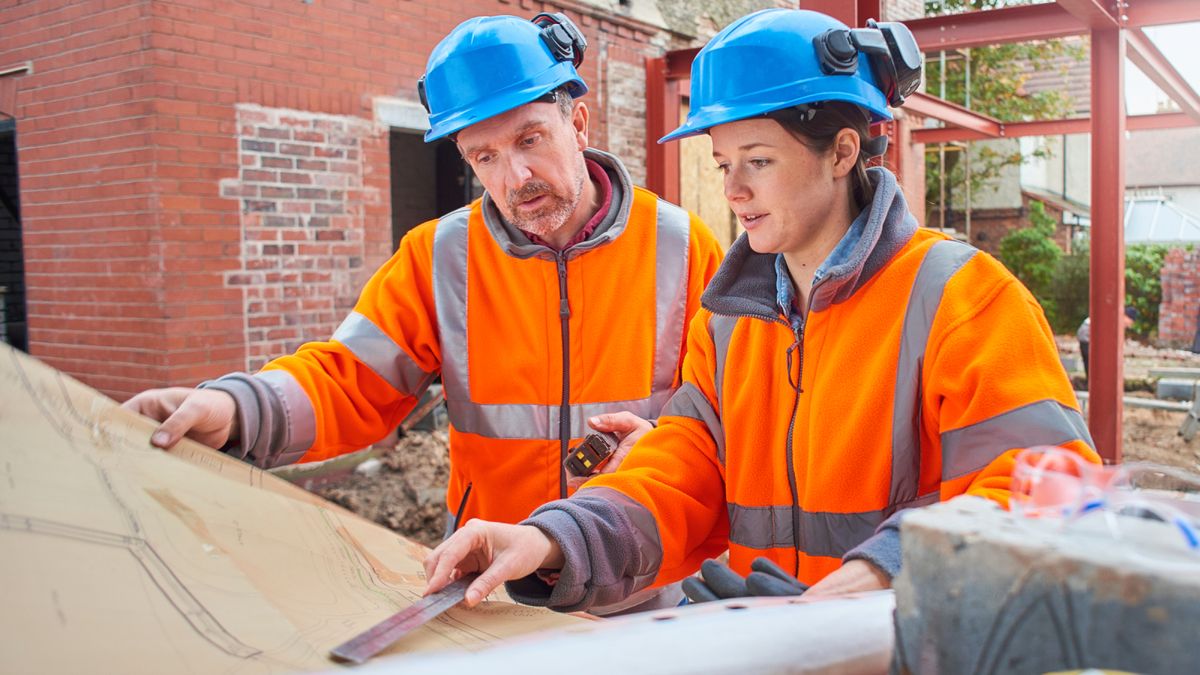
[
  {"left": 3, "top": 1, "right": 165, "bottom": 397},
  {"left": 1159, "top": 247, "right": 1200, "bottom": 350},
  {"left": 2, "top": 0, "right": 673, "bottom": 398},
  {"left": 221, "top": 105, "right": 379, "bottom": 371},
  {"left": 953, "top": 195, "right": 1073, "bottom": 257}
]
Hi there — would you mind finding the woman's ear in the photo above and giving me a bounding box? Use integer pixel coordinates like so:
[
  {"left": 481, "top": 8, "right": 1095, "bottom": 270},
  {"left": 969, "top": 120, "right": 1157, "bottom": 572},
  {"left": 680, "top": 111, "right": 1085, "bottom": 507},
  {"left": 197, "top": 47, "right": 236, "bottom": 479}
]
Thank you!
[{"left": 831, "top": 128, "right": 860, "bottom": 179}]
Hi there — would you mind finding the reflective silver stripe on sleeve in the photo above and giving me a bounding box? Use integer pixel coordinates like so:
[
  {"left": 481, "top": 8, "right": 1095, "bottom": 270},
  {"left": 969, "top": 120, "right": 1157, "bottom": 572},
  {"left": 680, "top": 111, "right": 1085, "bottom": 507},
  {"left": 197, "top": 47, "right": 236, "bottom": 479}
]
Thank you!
[
  {"left": 660, "top": 381, "right": 726, "bottom": 463},
  {"left": 431, "top": 208, "right": 472, "bottom": 402},
  {"left": 728, "top": 493, "right": 939, "bottom": 557},
  {"left": 448, "top": 390, "right": 674, "bottom": 441},
  {"left": 652, "top": 200, "right": 692, "bottom": 392},
  {"left": 940, "top": 399, "right": 1094, "bottom": 481},
  {"left": 708, "top": 314, "right": 737, "bottom": 426},
  {"left": 255, "top": 368, "right": 316, "bottom": 463},
  {"left": 332, "top": 311, "right": 436, "bottom": 397},
  {"left": 890, "top": 240, "right": 977, "bottom": 506}
]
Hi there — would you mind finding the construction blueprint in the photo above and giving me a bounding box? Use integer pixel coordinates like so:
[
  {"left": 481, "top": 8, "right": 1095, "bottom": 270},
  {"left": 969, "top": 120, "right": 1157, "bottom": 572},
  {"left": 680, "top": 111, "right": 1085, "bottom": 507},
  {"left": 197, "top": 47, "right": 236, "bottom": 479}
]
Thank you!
[{"left": 0, "top": 345, "right": 581, "bottom": 673}]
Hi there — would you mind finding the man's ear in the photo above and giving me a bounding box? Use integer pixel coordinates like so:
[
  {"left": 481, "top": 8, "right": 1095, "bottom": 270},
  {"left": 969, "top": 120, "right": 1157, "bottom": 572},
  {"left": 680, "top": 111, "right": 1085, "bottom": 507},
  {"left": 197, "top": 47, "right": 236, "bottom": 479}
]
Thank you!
[
  {"left": 572, "top": 101, "right": 590, "bottom": 151},
  {"left": 831, "top": 127, "right": 860, "bottom": 179}
]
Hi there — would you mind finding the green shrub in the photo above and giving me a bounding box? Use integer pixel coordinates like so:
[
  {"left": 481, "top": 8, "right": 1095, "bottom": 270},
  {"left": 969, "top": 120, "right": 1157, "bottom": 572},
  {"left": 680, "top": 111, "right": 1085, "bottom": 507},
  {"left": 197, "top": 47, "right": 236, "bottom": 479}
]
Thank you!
[
  {"left": 999, "top": 200, "right": 1064, "bottom": 323},
  {"left": 1049, "top": 245, "right": 1090, "bottom": 334},
  {"left": 1124, "top": 244, "right": 1170, "bottom": 339}
]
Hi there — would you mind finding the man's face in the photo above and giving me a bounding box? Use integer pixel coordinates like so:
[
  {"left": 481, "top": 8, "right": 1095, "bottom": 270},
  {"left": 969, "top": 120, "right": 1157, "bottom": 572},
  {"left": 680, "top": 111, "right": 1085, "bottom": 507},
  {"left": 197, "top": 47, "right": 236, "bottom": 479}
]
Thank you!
[{"left": 456, "top": 98, "right": 590, "bottom": 238}]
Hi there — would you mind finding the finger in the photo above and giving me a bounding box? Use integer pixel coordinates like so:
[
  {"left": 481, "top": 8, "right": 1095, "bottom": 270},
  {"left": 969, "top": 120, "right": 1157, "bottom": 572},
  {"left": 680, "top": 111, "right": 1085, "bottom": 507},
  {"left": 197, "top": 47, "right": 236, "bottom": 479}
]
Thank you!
[
  {"left": 463, "top": 566, "right": 510, "bottom": 607},
  {"left": 700, "top": 559, "right": 747, "bottom": 599},
  {"left": 119, "top": 395, "right": 145, "bottom": 413},
  {"left": 424, "top": 531, "right": 478, "bottom": 596},
  {"left": 746, "top": 572, "right": 807, "bottom": 597},
  {"left": 595, "top": 439, "right": 631, "bottom": 475},
  {"left": 566, "top": 475, "right": 590, "bottom": 491},
  {"left": 750, "top": 557, "right": 799, "bottom": 584},
  {"left": 681, "top": 576, "right": 720, "bottom": 603},
  {"left": 423, "top": 541, "right": 448, "bottom": 587},
  {"left": 152, "top": 399, "right": 207, "bottom": 448},
  {"left": 587, "top": 412, "right": 642, "bottom": 435}
]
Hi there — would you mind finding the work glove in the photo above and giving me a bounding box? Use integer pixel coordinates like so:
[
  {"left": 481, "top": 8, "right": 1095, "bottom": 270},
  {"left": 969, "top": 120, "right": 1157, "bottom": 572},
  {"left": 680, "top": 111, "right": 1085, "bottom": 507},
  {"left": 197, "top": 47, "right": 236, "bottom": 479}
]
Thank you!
[{"left": 681, "top": 557, "right": 808, "bottom": 603}]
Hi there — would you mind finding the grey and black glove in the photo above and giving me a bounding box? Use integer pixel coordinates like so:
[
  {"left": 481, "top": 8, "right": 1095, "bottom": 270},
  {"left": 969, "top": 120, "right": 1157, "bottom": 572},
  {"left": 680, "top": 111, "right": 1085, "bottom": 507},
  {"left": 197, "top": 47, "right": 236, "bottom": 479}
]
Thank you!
[{"left": 681, "top": 557, "right": 808, "bottom": 603}]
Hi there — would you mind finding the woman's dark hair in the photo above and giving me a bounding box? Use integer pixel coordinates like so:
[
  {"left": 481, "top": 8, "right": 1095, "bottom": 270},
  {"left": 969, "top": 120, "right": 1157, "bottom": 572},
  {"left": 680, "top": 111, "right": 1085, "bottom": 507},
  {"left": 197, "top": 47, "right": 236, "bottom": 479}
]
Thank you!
[{"left": 766, "top": 101, "right": 876, "bottom": 213}]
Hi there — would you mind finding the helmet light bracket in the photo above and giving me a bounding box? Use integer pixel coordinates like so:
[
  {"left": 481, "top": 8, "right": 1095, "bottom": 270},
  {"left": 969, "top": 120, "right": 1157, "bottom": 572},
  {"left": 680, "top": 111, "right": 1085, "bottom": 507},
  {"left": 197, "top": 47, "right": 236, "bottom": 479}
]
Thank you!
[
  {"left": 814, "top": 20, "right": 922, "bottom": 108},
  {"left": 532, "top": 12, "right": 588, "bottom": 68}
]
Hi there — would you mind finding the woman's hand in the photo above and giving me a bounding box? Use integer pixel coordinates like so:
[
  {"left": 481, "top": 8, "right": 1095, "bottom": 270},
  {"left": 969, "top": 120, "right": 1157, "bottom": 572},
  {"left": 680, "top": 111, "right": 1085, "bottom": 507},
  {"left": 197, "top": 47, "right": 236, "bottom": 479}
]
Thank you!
[
  {"left": 567, "top": 412, "right": 655, "bottom": 491},
  {"left": 803, "top": 559, "right": 890, "bottom": 598},
  {"left": 423, "top": 521, "right": 563, "bottom": 606}
]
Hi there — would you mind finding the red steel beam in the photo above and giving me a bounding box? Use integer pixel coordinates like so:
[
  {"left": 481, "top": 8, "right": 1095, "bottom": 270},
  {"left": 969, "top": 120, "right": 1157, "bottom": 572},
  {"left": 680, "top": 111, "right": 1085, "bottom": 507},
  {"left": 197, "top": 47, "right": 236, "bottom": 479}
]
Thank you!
[
  {"left": 1126, "top": 28, "right": 1200, "bottom": 124},
  {"left": 1127, "top": 0, "right": 1200, "bottom": 28},
  {"left": 905, "top": 92, "right": 1002, "bottom": 137},
  {"left": 908, "top": 0, "right": 1199, "bottom": 53},
  {"left": 1056, "top": 0, "right": 1120, "bottom": 29},
  {"left": 910, "top": 111, "right": 1197, "bottom": 143},
  {"left": 644, "top": 55, "right": 681, "bottom": 205},
  {"left": 1088, "top": 27, "right": 1127, "bottom": 464},
  {"left": 665, "top": 48, "right": 697, "bottom": 80},
  {"left": 906, "top": 4, "right": 1084, "bottom": 52},
  {"left": 799, "top": 0, "right": 868, "bottom": 27}
]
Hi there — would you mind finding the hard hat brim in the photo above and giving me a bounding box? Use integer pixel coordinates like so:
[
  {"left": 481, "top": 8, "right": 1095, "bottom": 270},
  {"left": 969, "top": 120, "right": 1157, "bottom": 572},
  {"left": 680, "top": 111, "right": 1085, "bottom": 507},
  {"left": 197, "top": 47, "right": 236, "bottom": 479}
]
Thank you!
[{"left": 424, "top": 67, "right": 587, "bottom": 142}]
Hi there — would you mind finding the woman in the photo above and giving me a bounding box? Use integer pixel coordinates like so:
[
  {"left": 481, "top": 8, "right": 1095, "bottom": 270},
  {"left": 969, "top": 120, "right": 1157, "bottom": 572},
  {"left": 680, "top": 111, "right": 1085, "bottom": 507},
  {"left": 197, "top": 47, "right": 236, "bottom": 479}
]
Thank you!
[{"left": 423, "top": 9, "right": 1098, "bottom": 610}]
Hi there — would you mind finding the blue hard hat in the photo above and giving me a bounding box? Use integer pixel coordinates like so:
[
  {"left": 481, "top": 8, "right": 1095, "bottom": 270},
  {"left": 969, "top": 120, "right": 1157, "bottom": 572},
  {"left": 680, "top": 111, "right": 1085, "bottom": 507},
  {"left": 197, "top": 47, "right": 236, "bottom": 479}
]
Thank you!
[
  {"left": 420, "top": 14, "right": 589, "bottom": 142},
  {"left": 661, "top": 9, "right": 897, "bottom": 143}
]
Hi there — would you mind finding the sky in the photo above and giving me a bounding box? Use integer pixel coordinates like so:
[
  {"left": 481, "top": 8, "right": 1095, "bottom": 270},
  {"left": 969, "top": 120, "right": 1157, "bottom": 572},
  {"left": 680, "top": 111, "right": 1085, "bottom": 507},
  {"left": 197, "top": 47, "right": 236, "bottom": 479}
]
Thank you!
[{"left": 1125, "top": 22, "right": 1200, "bottom": 115}]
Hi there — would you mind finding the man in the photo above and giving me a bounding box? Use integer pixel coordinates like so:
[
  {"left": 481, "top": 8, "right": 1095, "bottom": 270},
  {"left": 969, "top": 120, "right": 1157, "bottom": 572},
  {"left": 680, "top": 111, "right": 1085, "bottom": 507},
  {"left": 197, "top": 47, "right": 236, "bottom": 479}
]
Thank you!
[
  {"left": 1077, "top": 305, "right": 1138, "bottom": 381},
  {"left": 124, "top": 13, "right": 722, "bottom": 575}
]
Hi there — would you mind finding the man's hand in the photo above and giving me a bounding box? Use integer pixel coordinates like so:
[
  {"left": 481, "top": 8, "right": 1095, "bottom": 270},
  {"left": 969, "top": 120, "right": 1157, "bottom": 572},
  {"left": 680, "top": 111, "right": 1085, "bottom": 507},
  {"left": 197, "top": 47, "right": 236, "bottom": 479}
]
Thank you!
[
  {"left": 803, "top": 559, "right": 890, "bottom": 598},
  {"left": 681, "top": 557, "right": 808, "bottom": 603},
  {"left": 121, "top": 388, "right": 237, "bottom": 450},
  {"left": 567, "top": 412, "right": 654, "bottom": 490},
  {"left": 423, "top": 521, "right": 564, "bottom": 607}
]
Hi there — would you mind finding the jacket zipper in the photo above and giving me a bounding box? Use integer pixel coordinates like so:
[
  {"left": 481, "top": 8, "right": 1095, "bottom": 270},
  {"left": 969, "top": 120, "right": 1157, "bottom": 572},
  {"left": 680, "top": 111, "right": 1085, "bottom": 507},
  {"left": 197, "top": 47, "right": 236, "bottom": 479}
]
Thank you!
[
  {"left": 450, "top": 482, "right": 473, "bottom": 534},
  {"left": 783, "top": 279, "right": 824, "bottom": 577},
  {"left": 711, "top": 308, "right": 806, "bottom": 575},
  {"left": 783, "top": 319, "right": 805, "bottom": 578},
  {"left": 556, "top": 254, "right": 571, "bottom": 499}
]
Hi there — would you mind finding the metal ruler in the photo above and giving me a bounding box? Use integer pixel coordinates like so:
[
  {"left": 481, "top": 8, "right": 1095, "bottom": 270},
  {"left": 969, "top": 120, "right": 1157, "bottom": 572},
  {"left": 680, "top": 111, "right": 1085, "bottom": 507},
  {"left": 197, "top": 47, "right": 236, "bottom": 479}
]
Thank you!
[{"left": 330, "top": 574, "right": 478, "bottom": 665}]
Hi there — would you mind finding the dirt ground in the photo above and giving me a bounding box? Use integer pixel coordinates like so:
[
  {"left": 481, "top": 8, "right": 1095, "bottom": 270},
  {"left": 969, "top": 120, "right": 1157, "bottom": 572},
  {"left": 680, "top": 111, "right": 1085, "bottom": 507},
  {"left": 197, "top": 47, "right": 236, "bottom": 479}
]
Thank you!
[
  {"left": 320, "top": 338, "right": 1199, "bottom": 546},
  {"left": 315, "top": 430, "right": 451, "bottom": 548},
  {"left": 1056, "top": 335, "right": 1200, "bottom": 468}
]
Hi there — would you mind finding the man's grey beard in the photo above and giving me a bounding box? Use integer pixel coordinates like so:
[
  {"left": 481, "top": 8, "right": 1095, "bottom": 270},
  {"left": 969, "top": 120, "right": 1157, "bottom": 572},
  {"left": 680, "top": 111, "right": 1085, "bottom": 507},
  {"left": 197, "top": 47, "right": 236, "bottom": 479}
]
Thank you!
[{"left": 506, "top": 171, "right": 587, "bottom": 239}]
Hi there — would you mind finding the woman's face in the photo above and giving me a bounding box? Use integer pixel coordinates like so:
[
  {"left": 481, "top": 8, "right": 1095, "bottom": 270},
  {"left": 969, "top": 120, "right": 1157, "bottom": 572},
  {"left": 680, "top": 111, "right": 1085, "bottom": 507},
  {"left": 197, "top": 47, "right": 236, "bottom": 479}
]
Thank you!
[{"left": 710, "top": 118, "right": 846, "bottom": 257}]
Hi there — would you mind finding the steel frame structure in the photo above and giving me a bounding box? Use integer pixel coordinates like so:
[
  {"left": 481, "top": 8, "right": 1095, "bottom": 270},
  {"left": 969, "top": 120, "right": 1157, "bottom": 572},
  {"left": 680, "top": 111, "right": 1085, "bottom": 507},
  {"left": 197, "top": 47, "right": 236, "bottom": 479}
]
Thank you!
[{"left": 645, "top": 0, "right": 1200, "bottom": 462}]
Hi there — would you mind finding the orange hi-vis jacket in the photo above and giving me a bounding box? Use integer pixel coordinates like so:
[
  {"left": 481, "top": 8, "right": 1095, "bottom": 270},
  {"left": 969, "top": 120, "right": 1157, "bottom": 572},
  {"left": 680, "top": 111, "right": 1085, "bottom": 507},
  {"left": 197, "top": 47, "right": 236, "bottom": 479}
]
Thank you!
[
  {"left": 508, "top": 168, "right": 1098, "bottom": 611},
  {"left": 205, "top": 150, "right": 723, "bottom": 528}
]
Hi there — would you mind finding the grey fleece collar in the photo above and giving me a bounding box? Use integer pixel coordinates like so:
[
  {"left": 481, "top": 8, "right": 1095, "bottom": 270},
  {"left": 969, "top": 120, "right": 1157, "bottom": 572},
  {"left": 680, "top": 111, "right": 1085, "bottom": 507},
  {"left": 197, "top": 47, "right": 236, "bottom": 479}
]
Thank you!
[
  {"left": 702, "top": 167, "right": 918, "bottom": 322},
  {"left": 480, "top": 148, "right": 634, "bottom": 261}
]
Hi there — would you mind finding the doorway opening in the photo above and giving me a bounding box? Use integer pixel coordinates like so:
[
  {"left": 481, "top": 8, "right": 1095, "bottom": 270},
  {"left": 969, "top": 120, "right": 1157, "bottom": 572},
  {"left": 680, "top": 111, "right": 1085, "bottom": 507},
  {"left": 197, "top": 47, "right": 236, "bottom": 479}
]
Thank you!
[
  {"left": 389, "top": 130, "right": 482, "bottom": 250},
  {"left": 0, "top": 116, "right": 25, "bottom": 351}
]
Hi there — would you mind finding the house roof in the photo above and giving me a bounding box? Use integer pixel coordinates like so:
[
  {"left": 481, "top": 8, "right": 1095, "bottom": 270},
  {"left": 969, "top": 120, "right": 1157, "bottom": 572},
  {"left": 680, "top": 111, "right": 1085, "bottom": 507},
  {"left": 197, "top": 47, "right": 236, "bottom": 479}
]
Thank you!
[{"left": 1123, "top": 196, "right": 1200, "bottom": 244}]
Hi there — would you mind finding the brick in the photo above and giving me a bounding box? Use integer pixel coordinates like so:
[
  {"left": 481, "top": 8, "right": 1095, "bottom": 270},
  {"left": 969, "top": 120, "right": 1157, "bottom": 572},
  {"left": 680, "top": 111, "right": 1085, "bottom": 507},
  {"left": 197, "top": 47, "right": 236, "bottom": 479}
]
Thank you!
[
  {"left": 279, "top": 143, "right": 312, "bottom": 157},
  {"left": 279, "top": 172, "right": 312, "bottom": 184},
  {"left": 241, "top": 139, "right": 276, "bottom": 153}
]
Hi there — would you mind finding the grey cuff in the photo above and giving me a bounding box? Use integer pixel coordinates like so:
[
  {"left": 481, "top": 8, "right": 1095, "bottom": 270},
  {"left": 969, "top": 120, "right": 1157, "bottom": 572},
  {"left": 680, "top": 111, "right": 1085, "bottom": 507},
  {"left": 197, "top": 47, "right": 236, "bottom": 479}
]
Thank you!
[
  {"left": 843, "top": 511, "right": 904, "bottom": 579},
  {"left": 505, "top": 508, "right": 589, "bottom": 610},
  {"left": 200, "top": 373, "right": 307, "bottom": 469},
  {"left": 505, "top": 490, "right": 659, "bottom": 613}
]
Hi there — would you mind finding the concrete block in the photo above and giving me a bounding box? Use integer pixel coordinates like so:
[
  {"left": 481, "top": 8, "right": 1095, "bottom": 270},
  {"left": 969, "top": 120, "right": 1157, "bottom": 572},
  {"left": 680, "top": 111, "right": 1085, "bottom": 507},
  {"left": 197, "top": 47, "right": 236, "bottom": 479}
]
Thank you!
[
  {"left": 1156, "top": 378, "right": 1200, "bottom": 402},
  {"left": 892, "top": 497, "right": 1200, "bottom": 674}
]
